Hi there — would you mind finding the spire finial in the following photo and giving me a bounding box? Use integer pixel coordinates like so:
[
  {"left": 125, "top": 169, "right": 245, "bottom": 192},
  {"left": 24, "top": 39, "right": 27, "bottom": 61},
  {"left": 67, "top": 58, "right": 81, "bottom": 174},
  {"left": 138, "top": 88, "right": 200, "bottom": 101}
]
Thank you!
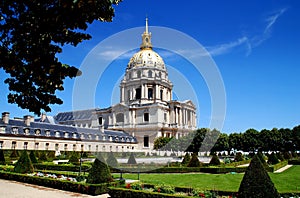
[
  {"left": 140, "top": 17, "right": 152, "bottom": 49},
  {"left": 145, "top": 17, "right": 149, "bottom": 33}
]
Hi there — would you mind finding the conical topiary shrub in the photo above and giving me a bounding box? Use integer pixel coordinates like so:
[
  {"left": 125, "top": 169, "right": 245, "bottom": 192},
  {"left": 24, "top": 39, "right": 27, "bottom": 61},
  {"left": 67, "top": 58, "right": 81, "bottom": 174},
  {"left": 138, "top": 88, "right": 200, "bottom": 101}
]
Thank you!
[
  {"left": 209, "top": 154, "right": 221, "bottom": 166},
  {"left": 276, "top": 152, "right": 284, "bottom": 161},
  {"left": 234, "top": 152, "right": 244, "bottom": 162},
  {"left": 181, "top": 153, "right": 191, "bottom": 166},
  {"left": 267, "top": 152, "right": 279, "bottom": 165},
  {"left": 14, "top": 150, "right": 34, "bottom": 174},
  {"left": 127, "top": 152, "right": 137, "bottom": 165},
  {"left": 86, "top": 153, "right": 112, "bottom": 184},
  {"left": 257, "top": 151, "right": 269, "bottom": 170},
  {"left": 29, "top": 150, "right": 38, "bottom": 164},
  {"left": 0, "top": 149, "right": 5, "bottom": 164},
  {"left": 68, "top": 152, "right": 80, "bottom": 165},
  {"left": 38, "top": 151, "right": 48, "bottom": 162},
  {"left": 238, "top": 154, "right": 280, "bottom": 198},
  {"left": 10, "top": 149, "right": 19, "bottom": 159},
  {"left": 106, "top": 152, "right": 118, "bottom": 168},
  {"left": 187, "top": 153, "right": 201, "bottom": 167}
]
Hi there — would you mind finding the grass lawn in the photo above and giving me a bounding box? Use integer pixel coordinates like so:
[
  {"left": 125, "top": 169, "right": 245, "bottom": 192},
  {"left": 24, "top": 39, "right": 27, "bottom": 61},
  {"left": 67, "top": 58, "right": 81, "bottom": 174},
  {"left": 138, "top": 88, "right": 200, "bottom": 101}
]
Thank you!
[{"left": 114, "top": 165, "right": 300, "bottom": 193}]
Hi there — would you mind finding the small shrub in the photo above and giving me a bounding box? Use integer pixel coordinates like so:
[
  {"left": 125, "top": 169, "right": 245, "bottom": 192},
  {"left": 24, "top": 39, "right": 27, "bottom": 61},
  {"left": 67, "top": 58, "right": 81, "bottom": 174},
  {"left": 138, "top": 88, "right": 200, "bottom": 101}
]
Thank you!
[
  {"left": 29, "top": 150, "right": 38, "bottom": 164},
  {"left": 127, "top": 153, "right": 137, "bottom": 165},
  {"left": 209, "top": 154, "right": 221, "bottom": 166},
  {"left": 154, "top": 184, "right": 175, "bottom": 194},
  {"left": 14, "top": 150, "right": 34, "bottom": 174},
  {"left": 276, "top": 152, "right": 285, "bottom": 161},
  {"left": 238, "top": 154, "right": 280, "bottom": 198},
  {"left": 187, "top": 153, "right": 201, "bottom": 167},
  {"left": 106, "top": 152, "right": 118, "bottom": 168},
  {"left": 234, "top": 152, "right": 244, "bottom": 162},
  {"left": 39, "top": 151, "right": 48, "bottom": 162},
  {"left": 181, "top": 153, "right": 191, "bottom": 166},
  {"left": 68, "top": 152, "right": 80, "bottom": 165},
  {"left": 283, "top": 152, "right": 292, "bottom": 160},
  {"left": 267, "top": 152, "right": 279, "bottom": 165},
  {"left": 0, "top": 150, "right": 5, "bottom": 164},
  {"left": 86, "top": 153, "right": 112, "bottom": 184}
]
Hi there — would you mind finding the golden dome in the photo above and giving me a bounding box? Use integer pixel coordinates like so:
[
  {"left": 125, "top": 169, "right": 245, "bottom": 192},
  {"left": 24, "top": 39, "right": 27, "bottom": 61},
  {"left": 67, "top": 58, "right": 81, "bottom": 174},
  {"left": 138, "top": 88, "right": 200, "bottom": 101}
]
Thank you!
[{"left": 127, "top": 49, "right": 165, "bottom": 70}]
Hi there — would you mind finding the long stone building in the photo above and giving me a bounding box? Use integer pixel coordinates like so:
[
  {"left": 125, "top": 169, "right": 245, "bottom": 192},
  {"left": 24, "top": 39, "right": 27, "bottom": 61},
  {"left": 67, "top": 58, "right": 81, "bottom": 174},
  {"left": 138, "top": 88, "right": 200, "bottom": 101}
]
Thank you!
[{"left": 0, "top": 19, "right": 197, "bottom": 153}]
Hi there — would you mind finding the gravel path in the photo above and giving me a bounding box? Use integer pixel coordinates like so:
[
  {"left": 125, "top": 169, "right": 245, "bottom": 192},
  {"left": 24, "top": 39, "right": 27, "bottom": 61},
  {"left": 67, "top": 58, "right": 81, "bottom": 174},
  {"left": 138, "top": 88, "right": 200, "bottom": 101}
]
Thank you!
[
  {"left": 274, "top": 165, "right": 293, "bottom": 173},
  {"left": 0, "top": 179, "right": 110, "bottom": 198}
]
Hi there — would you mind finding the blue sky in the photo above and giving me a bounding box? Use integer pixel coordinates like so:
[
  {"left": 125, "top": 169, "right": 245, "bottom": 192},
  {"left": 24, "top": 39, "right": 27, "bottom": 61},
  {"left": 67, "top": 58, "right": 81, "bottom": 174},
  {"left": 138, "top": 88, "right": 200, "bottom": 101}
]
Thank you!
[{"left": 1, "top": 0, "right": 300, "bottom": 133}]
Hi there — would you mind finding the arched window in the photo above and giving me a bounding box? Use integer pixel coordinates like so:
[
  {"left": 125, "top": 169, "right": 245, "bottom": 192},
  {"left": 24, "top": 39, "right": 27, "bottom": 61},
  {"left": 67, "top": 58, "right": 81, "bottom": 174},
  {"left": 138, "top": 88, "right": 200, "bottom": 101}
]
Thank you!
[
  {"left": 137, "top": 70, "right": 141, "bottom": 78},
  {"left": 160, "top": 89, "right": 163, "bottom": 100},
  {"left": 98, "top": 117, "right": 103, "bottom": 125},
  {"left": 135, "top": 88, "right": 141, "bottom": 99},
  {"left": 148, "top": 88, "right": 153, "bottom": 99},
  {"left": 148, "top": 70, "right": 153, "bottom": 77},
  {"left": 116, "top": 113, "right": 124, "bottom": 123}
]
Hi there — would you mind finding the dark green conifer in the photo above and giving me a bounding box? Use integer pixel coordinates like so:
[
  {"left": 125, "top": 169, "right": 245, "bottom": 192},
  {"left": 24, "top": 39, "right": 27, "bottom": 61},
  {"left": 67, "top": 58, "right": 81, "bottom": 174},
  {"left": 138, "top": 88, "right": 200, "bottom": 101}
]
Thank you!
[
  {"left": 86, "top": 153, "right": 112, "bottom": 184},
  {"left": 14, "top": 150, "right": 34, "bottom": 173},
  {"left": 187, "top": 153, "right": 201, "bottom": 167},
  {"left": 68, "top": 152, "right": 79, "bottom": 165},
  {"left": 238, "top": 154, "right": 280, "bottom": 198},
  {"left": 181, "top": 153, "right": 191, "bottom": 166},
  {"left": 267, "top": 152, "right": 279, "bottom": 165},
  {"left": 106, "top": 152, "right": 118, "bottom": 168},
  {"left": 29, "top": 150, "right": 38, "bottom": 163},
  {"left": 127, "top": 152, "right": 137, "bottom": 165},
  {"left": 38, "top": 151, "right": 48, "bottom": 162},
  {"left": 0, "top": 150, "right": 5, "bottom": 164},
  {"left": 209, "top": 154, "right": 221, "bottom": 166}
]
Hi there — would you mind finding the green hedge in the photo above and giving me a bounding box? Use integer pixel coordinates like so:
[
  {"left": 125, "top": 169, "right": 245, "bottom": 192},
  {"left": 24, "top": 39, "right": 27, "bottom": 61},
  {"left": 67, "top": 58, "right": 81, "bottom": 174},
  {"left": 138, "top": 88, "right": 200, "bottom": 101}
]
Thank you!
[
  {"left": 34, "top": 163, "right": 91, "bottom": 172},
  {"left": 0, "top": 170, "right": 116, "bottom": 195},
  {"left": 268, "top": 160, "right": 288, "bottom": 172},
  {"left": 108, "top": 187, "right": 190, "bottom": 198},
  {"left": 288, "top": 159, "right": 300, "bottom": 165}
]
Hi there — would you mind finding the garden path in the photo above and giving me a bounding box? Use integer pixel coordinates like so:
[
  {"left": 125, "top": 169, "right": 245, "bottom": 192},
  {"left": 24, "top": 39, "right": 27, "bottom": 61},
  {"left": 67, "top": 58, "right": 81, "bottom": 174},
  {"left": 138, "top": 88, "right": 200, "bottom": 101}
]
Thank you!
[{"left": 0, "top": 179, "right": 110, "bottom": 198}]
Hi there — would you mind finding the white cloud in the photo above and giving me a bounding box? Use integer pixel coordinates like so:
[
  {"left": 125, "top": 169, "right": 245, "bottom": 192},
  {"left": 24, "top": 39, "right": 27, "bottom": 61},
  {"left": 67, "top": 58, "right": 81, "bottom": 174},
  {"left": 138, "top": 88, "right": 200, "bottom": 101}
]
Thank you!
[
  {"left": 206, "top": 37, "right": 249, "bottom": 56},
  {"left": 264, "top": 8, "right": 287, "bottom": 34}
]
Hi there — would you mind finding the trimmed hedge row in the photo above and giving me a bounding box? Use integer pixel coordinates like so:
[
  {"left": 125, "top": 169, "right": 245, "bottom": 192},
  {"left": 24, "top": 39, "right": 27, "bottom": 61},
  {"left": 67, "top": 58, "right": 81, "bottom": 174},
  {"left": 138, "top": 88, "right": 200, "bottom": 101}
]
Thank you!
[
  {"left": 268, "top": 160, "right": 288, "bottom": 172},
  {"left": 34, "top": 163, "right": 91, "bottom": 172},
  {"left": 0, "top": 170, "right": 116, "bottom": 195},
  {"left": 288, "top": 159, "right": 300, "bottom": 165},
  {"left": 112, "top": 166, "right": 248, "bottom": 174},
  {"left": 108, "top": 187, "right": 190, "bottom": 198},
  {"left": 108, "top": 186, "right": 300, "bottom": 198}
]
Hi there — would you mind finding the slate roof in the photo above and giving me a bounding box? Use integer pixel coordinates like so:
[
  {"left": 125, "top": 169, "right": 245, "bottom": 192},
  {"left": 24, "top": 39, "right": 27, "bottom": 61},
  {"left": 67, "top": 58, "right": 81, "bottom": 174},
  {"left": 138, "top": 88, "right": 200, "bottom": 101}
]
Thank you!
[
  {"left": 54, "top": 108, "right": 100, "bottom": 122},
  {"left": 0, "top": 117, "right": 137, "bottom": 144}
]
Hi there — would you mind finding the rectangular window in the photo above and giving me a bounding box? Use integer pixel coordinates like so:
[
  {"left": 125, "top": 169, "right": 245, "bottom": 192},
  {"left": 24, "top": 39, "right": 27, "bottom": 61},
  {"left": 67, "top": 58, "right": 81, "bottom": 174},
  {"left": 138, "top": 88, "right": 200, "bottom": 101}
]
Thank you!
[
  {"left": 148, "top": 88, "right": 153, "bottom": 99},
  {"left": 45, "top": 130, "right": 50, "bottom": 137},
  {"left": 144, "top": 136, "right": 149, "bottom": 148},
  {"left": 73, "top": 144, "right": 76, "bottom": 151},
  {"left": 24, "top": 142, "right": 28, "bottom": 150},
  {"left": 45, "top": 143, "right": 49, "bottom": 150},
  {"left": 144, "top": 113, "right": 149, "bottom": 122},
  {"left": 0, "top": 141, "right": 3, "bottom": 149},
  {"left": 12, "top": 127, "right": 18, "bottom": 134},
  {"left": 164, "top": 113, "right": 167, "bottom": 122},
  {"left": 35, "top": 143, "right": 39, "bottom": 150},
  {"left": 135, "top": 88, "right": 141, "bottom": 99},
  {"left": 98, "top": 117, "right": 103, "bottom": 125},
  {"left": 12, "top": 141, "right": 16, "bottom": 149},
  {"left": 0, "top": 126, "right": 6, "bottom": 133}
]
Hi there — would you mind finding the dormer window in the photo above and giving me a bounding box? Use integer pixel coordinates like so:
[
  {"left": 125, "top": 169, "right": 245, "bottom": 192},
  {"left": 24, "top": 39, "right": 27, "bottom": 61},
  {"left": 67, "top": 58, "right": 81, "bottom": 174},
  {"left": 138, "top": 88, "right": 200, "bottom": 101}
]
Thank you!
[
  {"left": 12, "top": 127, "right": 18, "bottom": 134},
  {"left": 24, "top": 128, "right": 30, "bottom": 135},
  {"left": 72, "top": 133, "right": 77, "bottom": 139},
  {"left": 88, "top": 134, "right": 92, "bottom": 140},
  {"left": 35, "top": 129, "right": 41, "bottom": 136},
  {"left": 80, "top": 133, "right": 85, "bottom": 139},
  {"left": 0, "top": 126, "right": 6, "bottom": 133},
  {"left": 64, "top": 132, "right": 69, "bottom": 138},
  {"left": 45, "top": 130, "right": 50, "bottom": 137},
  {"left": 55, "top": 131, "right": 60, "bottom": 137}
]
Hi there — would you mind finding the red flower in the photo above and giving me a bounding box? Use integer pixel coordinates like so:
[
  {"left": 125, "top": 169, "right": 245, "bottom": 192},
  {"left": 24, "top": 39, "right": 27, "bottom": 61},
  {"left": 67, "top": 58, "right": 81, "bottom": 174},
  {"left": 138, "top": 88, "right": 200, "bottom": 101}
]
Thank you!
[
  {"left": 199, "top": 193, "right": 205, "bottom": 197},
  {"left": 126, "top": 183, "right": 131, "bottom": 189},
  {"left": 157, "top": 188, "right": 161, "bottom": 193}
]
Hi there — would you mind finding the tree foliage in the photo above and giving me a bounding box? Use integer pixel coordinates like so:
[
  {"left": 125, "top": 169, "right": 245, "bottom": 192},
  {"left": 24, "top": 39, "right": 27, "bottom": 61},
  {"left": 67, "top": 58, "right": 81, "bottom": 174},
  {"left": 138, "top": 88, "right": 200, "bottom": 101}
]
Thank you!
[
  {"left": 68, "top": 152, "right": 79, "bottom": 165},
  {"left": 238, "top": 154, "right": 280, "bottom": 198},
  {"left": 14, "top": 150, "right": 34, "bottom": 173},
  {"left": 267, "top": 152, "right": 279, "bottom": 165},
  {"left": 86, "top": 153, "right": 112, "bottom": 184},
  {"left": 153, "top": 137, "right": 172, "bottom": 150},
  {"left": 0, "top": 0, "right": 121, "bottom": 114}
]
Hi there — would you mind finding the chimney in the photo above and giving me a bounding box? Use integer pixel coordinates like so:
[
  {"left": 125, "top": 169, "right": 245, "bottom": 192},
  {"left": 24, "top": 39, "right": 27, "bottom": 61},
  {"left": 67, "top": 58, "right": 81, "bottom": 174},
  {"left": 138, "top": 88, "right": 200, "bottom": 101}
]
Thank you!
[
  {"left": 2, "top": 112, "right": 10, "bottom": 124},
  {"left": 24, "top": 115, "right": 33, "bottom": 126}
]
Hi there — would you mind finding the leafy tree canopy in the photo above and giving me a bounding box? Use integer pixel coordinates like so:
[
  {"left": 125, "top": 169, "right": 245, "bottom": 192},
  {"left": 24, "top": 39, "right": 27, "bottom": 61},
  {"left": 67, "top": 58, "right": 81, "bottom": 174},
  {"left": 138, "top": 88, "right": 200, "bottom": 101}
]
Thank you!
[{"left": 0, "top": 0, "right": 121, "bottom": 114}]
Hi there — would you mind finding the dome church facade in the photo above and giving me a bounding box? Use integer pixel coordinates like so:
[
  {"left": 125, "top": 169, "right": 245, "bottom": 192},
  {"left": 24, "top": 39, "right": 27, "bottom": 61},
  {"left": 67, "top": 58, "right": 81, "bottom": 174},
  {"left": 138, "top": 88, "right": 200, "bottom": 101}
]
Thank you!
[{"left": 95, "top": 18, "right": 197, "bottom": 150}]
